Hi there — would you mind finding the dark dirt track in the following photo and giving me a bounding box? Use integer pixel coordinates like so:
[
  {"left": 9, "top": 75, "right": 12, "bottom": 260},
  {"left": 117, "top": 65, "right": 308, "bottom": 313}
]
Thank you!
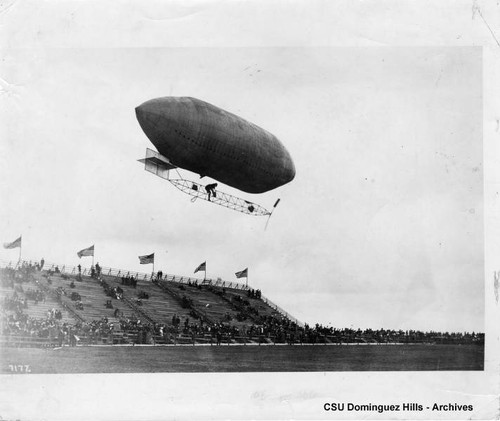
[{"left": 1, "top": 344, "right": 484, "bottom": 374}]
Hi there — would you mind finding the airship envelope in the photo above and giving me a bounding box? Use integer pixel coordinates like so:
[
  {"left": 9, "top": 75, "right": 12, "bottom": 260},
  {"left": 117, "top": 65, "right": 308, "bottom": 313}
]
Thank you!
[{"left": 135, "top": 97, "right": 295, "bottom": 194}]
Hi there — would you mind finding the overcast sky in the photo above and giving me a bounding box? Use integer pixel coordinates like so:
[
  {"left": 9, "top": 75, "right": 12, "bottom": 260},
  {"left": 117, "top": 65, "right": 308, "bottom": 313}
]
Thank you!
[{"left": 0, "top": 47, "right": 483, "bottom": 332}]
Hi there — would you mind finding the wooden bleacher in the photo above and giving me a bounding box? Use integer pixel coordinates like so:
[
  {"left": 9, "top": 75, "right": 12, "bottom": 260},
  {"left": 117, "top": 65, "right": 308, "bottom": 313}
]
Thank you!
[
  {"left": 102, "top": 275, "right": 192, "bottom": 325},
  {"left": 0, "top": 279, "right": 74, "bottom": 324},
  {"left": 42, "top": 272, "right": 136, "bottom": 325},
  {"left": 167, "top": 282, "right": 244, "bottom": 325}
]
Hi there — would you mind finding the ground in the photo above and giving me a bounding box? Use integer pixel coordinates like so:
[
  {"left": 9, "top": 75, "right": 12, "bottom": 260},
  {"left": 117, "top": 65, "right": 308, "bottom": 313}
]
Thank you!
[{"left": 0, "top": 344, "right": 484, "bottom": 373}]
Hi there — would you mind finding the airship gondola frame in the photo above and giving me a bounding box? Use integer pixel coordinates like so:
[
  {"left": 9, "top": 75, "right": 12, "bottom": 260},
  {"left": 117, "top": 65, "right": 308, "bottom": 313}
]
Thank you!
[{"left": 138, "top": 148, "right": 277, "bottom": 217}]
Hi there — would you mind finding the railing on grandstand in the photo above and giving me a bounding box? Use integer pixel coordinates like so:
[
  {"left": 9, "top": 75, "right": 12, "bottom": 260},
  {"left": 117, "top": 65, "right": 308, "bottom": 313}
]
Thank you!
[{"left": 1, "top": 259, "right": 304, "bottom": 327}]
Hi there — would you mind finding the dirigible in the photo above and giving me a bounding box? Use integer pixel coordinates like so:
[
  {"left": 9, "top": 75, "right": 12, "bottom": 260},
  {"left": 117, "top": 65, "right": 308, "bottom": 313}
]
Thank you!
[{"left": 136, "top": 97, "right": 295, "bottom": 216}]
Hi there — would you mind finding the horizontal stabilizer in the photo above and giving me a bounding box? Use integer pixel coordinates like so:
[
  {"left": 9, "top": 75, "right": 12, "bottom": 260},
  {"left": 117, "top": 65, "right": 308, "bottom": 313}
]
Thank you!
[
  {"left": 139, "top": 148, "right": 176, "bottom": 180},
  {"left": 137, "top": 156, "right": 177, "bottom": 169}
]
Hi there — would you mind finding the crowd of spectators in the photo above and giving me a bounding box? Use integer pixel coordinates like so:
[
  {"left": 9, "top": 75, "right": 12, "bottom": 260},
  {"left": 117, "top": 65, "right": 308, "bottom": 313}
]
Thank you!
[
  {"left": 1, "top": 311, "right": 73, "bottom": 346},
  {"left": 25, "top": 288, "right": 45, "bottom": 303},
  {"left": 186, "top": 279, "right": 203, "bottom": 289},
  {"left": 225, "top": 293, "right": 259, "bottom": 322},
  {"left": 2, "top": 295, "right": 26, "bottom": 313},
  {"left": 247, "top": 288, "right": 261, "bottom": 299},
  {"left": 1, "top": 263, "right": 37, "bottom": 286},
  {"left": 90, "top": 263, "right": 102, "bottom": 279},
  {"left": 99, "top": 278, "right": 123, "bottom": 300},
  {"left": 121, "top": 274, "right": 138, "bottom": 288},
  {"left": 0, "top": 264, "right": 486, "bottom": 347}
]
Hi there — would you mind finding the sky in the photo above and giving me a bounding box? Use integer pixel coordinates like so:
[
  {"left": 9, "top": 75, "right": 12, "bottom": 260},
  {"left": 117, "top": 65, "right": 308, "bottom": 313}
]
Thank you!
[{"left": 0, "top": 46, "right": 483, "bottom": 332}]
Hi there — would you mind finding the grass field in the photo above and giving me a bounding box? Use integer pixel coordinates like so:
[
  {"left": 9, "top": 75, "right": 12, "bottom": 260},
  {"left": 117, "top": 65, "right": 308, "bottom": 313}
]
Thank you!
[{"left": 0, "top": 344, "right": 483, "bottom": 373}]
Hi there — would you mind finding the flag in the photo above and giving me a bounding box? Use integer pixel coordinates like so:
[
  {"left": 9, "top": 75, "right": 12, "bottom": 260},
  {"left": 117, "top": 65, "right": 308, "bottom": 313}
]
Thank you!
[
  {"left": 77, "top": 245, "right": 94, "bottom": 258},
  {"left": 194, "top": 261, "right": 206, "bottom": 273},
  {"left": 139, "top": 253, "right": 154, "bottom": 264},
  {"left": 3, "top": 236, "right": 21, "bottom": 249},
  {"left": 235, "top": 268, "right": 248, "bottom": 278}
]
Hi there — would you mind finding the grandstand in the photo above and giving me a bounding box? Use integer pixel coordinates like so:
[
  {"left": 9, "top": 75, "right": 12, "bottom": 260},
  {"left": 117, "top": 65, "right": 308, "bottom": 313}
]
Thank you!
[
  {"left": 0, "top": 259, "right": 304, "bottom": 347},
  {"left": 0, "top": 260, "right": 485, "bottom": 349}
]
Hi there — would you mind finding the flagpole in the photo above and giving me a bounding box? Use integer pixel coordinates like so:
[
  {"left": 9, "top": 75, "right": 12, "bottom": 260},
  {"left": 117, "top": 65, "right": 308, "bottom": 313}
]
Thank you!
[
  {"left": 204, "top": 264, "right": 207, "bottom": 282},
  {"left": 18, "top": 239, "right": 22, "bottom": 265}
]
